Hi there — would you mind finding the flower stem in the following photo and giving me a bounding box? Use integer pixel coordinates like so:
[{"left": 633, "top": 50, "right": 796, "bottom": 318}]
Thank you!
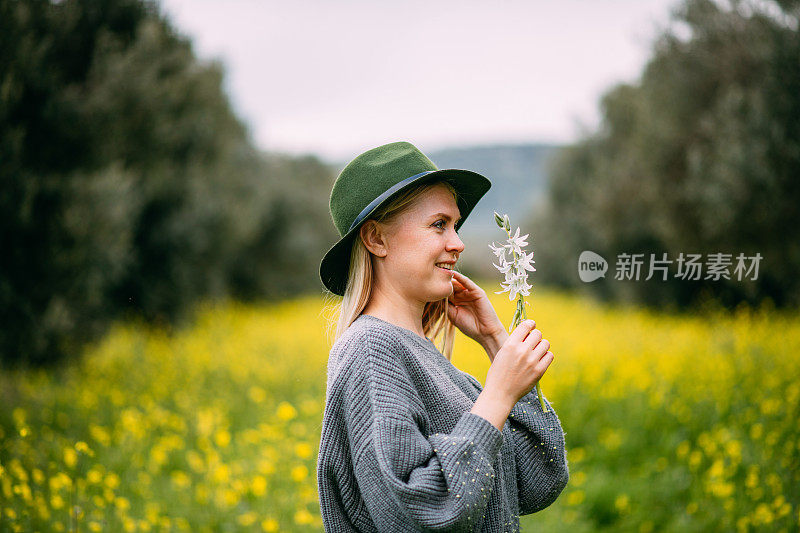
[
  {"left": 519, "top": 297, "right": 548, "bottom": 413},
  {"left": 500, "top": 225, "right": 547, "bottom": 413}
]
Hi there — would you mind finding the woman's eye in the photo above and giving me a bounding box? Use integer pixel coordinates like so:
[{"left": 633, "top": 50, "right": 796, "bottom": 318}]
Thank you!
[{"left": 434, "top": 220, "right": 458, "bottom": 234}]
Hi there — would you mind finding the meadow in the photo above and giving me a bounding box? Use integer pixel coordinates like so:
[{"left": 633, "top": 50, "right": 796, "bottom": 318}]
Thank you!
[{"left": 1, "top": 286, "right": 798, "bottom": 532}]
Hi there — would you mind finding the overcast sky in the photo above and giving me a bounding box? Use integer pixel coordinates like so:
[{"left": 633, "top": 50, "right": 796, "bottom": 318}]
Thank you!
[{"left": 159, "top": 0, "right": 681, "bottom": 162}]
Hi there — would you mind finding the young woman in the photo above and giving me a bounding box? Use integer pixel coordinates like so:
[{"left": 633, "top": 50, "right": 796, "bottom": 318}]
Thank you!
[{"left": 317, "top": 141, "right": 569, "bottom": 532}]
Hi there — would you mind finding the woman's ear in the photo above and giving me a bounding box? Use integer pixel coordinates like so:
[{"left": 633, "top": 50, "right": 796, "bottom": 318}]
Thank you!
[{"left": 360, "top": 220, "right": 388, "bottom": 258}]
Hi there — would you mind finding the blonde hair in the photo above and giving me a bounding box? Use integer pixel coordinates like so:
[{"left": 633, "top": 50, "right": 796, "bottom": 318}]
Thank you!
[{"left": 322, "top": 180, "right": 459, "bottom": 361}]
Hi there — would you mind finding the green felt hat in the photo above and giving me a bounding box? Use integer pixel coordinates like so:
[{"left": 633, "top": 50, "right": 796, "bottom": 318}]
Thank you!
[{"left": 320, "top": 141, "right": 491, "bottom": 296}]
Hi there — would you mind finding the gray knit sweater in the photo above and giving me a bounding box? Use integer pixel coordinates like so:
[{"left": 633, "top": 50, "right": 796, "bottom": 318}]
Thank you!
[{"left": 317, "top": 314, "right": 569, "bottom": 532}]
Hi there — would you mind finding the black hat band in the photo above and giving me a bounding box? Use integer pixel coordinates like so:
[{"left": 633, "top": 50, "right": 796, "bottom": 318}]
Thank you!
[{"left": 346, "top": 170, "right": 435, "bottom": 234}]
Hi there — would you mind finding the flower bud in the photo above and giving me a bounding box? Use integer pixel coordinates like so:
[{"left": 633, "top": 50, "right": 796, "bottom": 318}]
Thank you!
[{"left": 494, "top": 212, "right": 505, "bottom": 229}]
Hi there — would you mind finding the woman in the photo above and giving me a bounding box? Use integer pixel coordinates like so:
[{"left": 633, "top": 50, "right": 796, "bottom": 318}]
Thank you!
[{"left": 317, "top": 141, "right": 569, "bottom": 532}]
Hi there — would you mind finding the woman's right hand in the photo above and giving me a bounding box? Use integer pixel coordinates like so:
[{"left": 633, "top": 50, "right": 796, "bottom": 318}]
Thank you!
[{"left": 484, "top": 319, "right": 553, "bottom": 406}]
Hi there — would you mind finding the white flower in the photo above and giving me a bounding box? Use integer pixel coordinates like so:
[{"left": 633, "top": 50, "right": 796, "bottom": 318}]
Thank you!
[
  {"left": 488, "top": 218, "right": 535, "bottom": 302},
  {"left": 496, "top": 276, "right": 532, "bottom": 301},
  {"left": 488, "top": 242, "right": 507, "bottom": 263},
  {"left": 517, "top": 250, "right": 536, "bottom": 273},
  {"left": 506, "top": 227, "right": 529, "bottom": 256},
  {"left": 488, "top": 213, "right": 548, "bottom": 413},
  {"left": 492, "top": 261, "right": 514, "bottom": 275}
]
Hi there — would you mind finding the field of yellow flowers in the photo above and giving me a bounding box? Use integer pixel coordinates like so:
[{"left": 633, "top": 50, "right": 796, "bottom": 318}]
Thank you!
[{"left": 1, "top": 286, "right": 798, "bottom": 532}]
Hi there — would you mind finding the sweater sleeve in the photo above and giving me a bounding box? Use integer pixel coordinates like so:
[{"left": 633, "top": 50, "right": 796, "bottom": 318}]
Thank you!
[
  {"left": 506, "top": 387, "right": 570, "bottom": 515},
  {"left": 347, "top": 332, "right": 505, "bottom": 531}
]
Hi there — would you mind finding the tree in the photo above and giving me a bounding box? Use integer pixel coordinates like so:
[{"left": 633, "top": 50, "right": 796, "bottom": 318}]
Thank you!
[
  {"left": 533, "top": 0, "right": 800, "bottom": 310},
  {"left": 0, "top": 0, "right": 338, "bottom": 367}
]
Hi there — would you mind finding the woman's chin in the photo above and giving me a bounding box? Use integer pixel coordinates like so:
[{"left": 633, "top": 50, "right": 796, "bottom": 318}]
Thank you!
[
  {"left": 434, "top": 279, "right": 454, "bottom": 299},
  {"left": 424, "top": 269, "right": 454, "bottom": 299}
]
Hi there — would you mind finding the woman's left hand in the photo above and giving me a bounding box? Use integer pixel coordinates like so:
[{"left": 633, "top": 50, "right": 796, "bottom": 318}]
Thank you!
[{"left": 447, "top": 270, "right": 506, "bottom": 347}]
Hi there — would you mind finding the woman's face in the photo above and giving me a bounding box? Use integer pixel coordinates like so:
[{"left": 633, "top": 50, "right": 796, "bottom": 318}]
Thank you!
[{"left": 363, "top": 183, "right": 465, "bottom": 303}]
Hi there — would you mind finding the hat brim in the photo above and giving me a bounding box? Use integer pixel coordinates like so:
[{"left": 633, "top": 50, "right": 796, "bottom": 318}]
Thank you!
[{"left": 319, "top": 168, "right": 491, "bottom": 296}]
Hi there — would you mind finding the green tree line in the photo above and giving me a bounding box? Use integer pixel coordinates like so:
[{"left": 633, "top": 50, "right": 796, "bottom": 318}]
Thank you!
[
  {"left": 532, "top": 0, "right": 800, "bottom": 310},
  {"left": 0, "top": 0, "right": 337, "bottom": 367}
]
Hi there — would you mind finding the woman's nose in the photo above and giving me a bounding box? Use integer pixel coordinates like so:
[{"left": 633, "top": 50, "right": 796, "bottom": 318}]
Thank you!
[{"left": 447, "top": 231, "right": 465, "bottom": 254}]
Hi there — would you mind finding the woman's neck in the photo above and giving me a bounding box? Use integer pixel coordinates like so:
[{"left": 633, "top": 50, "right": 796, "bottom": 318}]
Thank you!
[{"left": 361, "top": 303, "right": 426, "bottom": 339}]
